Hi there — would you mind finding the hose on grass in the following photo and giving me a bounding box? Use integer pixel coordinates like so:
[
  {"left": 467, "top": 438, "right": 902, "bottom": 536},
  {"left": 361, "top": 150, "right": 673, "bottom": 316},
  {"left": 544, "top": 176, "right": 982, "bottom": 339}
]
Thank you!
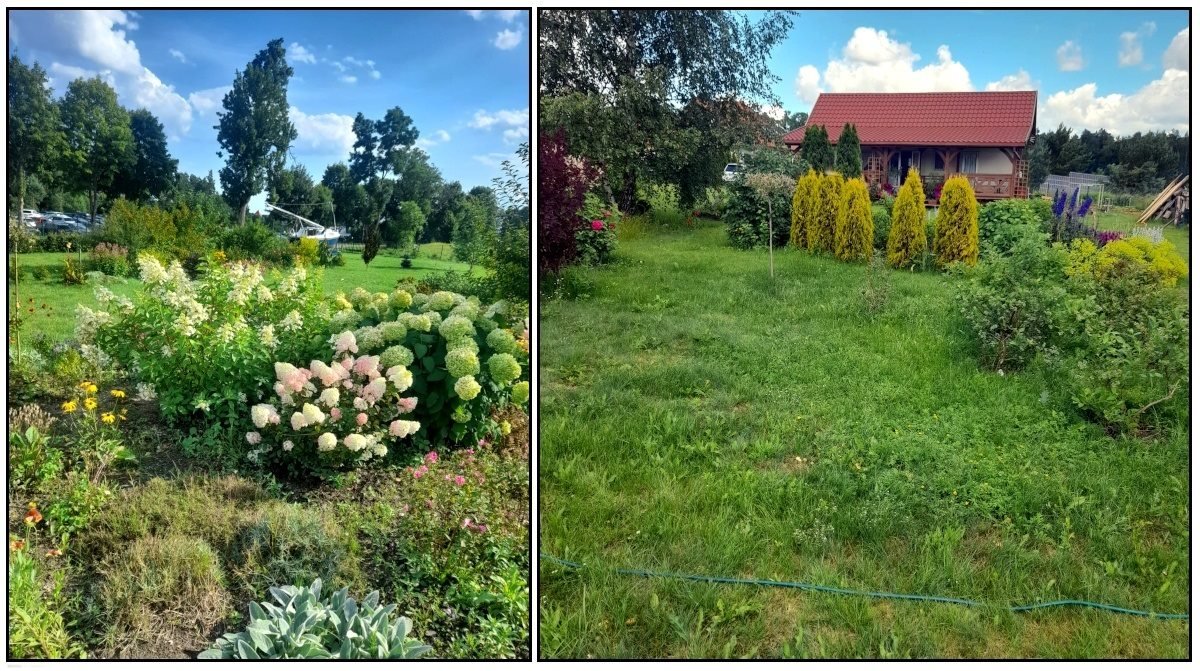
[{"left": 540, "top": 553, "right": 1188, "bottom": 621}]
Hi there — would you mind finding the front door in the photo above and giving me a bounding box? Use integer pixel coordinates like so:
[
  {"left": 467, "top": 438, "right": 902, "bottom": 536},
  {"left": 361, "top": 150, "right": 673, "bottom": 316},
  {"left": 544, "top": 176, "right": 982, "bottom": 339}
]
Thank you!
[{"left": 888, "top": 150, "right": 921, "bottom": 186}]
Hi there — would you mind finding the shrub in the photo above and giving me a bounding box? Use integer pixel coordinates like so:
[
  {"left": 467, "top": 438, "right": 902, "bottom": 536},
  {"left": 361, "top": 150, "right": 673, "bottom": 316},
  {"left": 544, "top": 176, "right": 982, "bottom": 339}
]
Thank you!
[
  {"left": 1066, "top": 236, "right": 1188, "bottom": 287},
  {"left": 871, "top": 206, "right": 891, "bottom": 250},
  {"left": 933, "top": 175, "right": 979, "bottom": 267},
  {"left": 886, "top": 168, "right": 927, "bottom": 269},
  {"left": 87, "top": 258, "right": 331, "bottom": 444},
  {"left": 62, "top": 257, "right": 86, "bottom": 285},
  {"left": 539, "top": 128, "right": 600, "bottom": 273},
  {"left": 699, "top": 185, "right": 730, "bottom": 218},
  {"left": 291, "top": 287, "right": 530, "bottom": 450},
  {"left": 790, "top": 170, "right": 818, "bottom": 248},
  {"left": 958, "top": 238, "right": 1071, "bottom": 371},
  {"left": 978, "top": 198, "right": 1048, "bottom": 256},
  {"left": 293, "top": 238, "right": 320, "bottom": 267},
  {"left": 639, "top": 182, "right": 686, "bottom": 229},
  {"left": 201, "top": 580, "right": 431, "bottom": 660},
  {"left": 1060, "top": 240, "right": 1189, "bottom": 433},
  {"left": 800, "top": 124, "right": 834, "bottom": 172},
  {"left": 807, "top": 171, "right": 843, "bottom": 253},
  {"left": 316, "top": 241, "right": 342, "bottom": 267},
  {"left": 37, "top": 232, "right": 88, "bottom": 253},
  {"left": 835, "top": 123, "right": 863, "bottom": 178},
  {"left": 574, "top": 220, "right": 617, "bottom": 266},
  {"left": 8, "top": 546, "right": 84, "bottom": 659},
  {"left": 725, "top": 173, "right": 794, "bottom": 250},
  {"left": 835, "top": 178, "right": 873, "bottom": 262},
  {"left": 30, "top": 265, "right": 51, "bottom": 281},
  {"left": 219, "top": 223, "right": 293, "bottom": 266},
  {"left": 245, "top": 340, "right": 422, "bottom": 475},
  {"left": 416, "top": 270, "right": 497, "bottom": 304},
  {"left": 89, "top": 242, "right": 131, "bottom": 277},
  {"left": 97, "top": 535, "right": 230, "bottom": 658}
]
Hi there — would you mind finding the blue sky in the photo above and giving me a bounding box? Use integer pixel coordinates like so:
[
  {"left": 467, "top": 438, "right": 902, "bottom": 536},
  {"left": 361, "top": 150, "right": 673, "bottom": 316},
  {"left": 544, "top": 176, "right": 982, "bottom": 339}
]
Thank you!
[
  {"left": 747, "top": 9, "right": 1189, "bottom": 135},
  {"left": 9, "top": 9, "right": 530, "bottom": 210}
]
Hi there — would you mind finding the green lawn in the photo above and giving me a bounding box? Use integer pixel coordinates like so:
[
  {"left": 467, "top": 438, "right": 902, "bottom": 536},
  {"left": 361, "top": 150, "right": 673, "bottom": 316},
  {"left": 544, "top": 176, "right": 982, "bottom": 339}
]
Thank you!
[
  {"left": 538, "top": 220, "right": 1188, "bottom": 659},
  {"left": 8, "top": 243, "right": 478, "bottom": 343}
]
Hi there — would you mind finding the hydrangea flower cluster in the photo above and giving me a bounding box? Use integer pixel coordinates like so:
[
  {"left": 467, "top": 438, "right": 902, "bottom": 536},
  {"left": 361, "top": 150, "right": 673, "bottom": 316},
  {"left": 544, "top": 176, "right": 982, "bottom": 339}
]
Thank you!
[
  {"left": 86, "top": 253, "right": 330, "bottom": 426},
  {"left": 246, "top": 330, "right": 421, "bottom": 471}
]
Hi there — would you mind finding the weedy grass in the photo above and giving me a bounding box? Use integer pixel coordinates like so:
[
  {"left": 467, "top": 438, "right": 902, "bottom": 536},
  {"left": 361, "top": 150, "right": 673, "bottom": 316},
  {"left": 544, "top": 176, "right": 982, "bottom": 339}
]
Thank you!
[{"left": 538, "top": 220, "right": 1189, "bottom": 659}]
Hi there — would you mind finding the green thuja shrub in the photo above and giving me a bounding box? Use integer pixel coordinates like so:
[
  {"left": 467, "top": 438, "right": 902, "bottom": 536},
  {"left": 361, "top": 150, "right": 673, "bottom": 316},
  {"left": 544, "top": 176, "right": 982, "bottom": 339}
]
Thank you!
[
  {"left": 933, "top": 175, "right": 980, "bottom": 267},
  {"left": 835, "top": 178, "right": 873, "bottom": 262},
  {"left": 886, "top": 168, "right": 927, "bottom": 269},
  {"left": 808, "top": 171, "right": 843, "bottom": 254},
  {"left": 790, "top": 170, "right": 818, "bottom": 249},
  {"left": 835, "top": 123, "right": 863, "bottom": 178}
]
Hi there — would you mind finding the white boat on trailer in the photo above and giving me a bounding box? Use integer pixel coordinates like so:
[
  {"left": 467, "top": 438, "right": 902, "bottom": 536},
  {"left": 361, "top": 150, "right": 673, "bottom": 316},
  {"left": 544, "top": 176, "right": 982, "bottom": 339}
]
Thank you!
[{"left": 265, "top": 202, "right": 345, "bottom": 244}]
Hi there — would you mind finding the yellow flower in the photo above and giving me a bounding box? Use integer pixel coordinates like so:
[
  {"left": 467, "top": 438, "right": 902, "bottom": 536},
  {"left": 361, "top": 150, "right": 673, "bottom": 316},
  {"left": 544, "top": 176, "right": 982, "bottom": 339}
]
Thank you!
[
  {"left": 79, "top": 381, "right": 92, "bottom": 389},
  {"left": 62, "top": 400, "right": 78, "bottom": 413},
  {"left": 101, "top": 412, "right": 116, "bottom": 424},
  {"left": 110, "top": 389, "right": 126, "bottom": 399},
  {"left": 83, "top": 398, "right": 98, "bottom": 410},
  {"left": 86, "top": 384, "right": 98, "bottom": 394}
]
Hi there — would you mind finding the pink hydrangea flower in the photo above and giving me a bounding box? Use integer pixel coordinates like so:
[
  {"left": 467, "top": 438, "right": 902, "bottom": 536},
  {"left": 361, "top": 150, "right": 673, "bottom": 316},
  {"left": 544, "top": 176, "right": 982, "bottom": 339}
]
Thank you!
[
  {"left": 355, "top": 412, "right": 368, "bottom": 426},
  {"left": 333, "top": 331, "right": 358, "bottom": 354},
  {"left": 330, "top": 407, "right": 342, "bottom": 421},
  {"left": 397, "top": 397, "right": 418, "bottom": 413},
  {"left": 353, "top": 355, "right": 380, "bottom": 377}
]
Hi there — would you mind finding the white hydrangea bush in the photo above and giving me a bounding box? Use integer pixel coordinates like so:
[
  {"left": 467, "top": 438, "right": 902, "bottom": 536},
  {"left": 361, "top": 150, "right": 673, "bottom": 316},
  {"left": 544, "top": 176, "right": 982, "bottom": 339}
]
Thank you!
[{"left": 87, "top": 254, "right": 331, "bottom": 425}]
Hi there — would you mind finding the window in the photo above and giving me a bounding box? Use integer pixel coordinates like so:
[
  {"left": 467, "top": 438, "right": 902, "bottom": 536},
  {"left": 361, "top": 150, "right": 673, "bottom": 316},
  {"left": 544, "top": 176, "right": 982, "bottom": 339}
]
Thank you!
[
  {"left": 960, "top": 151, "right": 979, "bottom": 174},
  {"left": 934, "top": 153, "right": 945, "bottom": 170}
]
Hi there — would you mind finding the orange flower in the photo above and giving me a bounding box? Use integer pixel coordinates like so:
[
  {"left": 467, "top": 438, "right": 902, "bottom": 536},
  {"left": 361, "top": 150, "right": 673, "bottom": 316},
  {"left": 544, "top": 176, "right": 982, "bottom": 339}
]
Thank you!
[
  {"left": 10, "top": 539, "right": 26, "bottom": 551},
  {"left": 24, "top": 503, "right": 42, "bottom": 526},
  {"left": 45, "top": 549, "right": 62, "bottom": 557}
]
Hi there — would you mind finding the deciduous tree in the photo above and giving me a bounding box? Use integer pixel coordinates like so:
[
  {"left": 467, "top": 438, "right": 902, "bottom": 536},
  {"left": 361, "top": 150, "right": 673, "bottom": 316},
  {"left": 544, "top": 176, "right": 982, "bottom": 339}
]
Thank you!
[{"left": 60, "top": 76, "right": 134, "bottom": 226}]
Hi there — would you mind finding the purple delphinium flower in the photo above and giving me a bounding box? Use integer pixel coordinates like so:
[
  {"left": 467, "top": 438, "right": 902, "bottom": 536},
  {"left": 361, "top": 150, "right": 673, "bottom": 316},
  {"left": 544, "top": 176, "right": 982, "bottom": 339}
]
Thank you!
[
  {"left": 1052, "top": 190, "right": 1067, "bottom": 219},
  {"left": 1077, "top": 196, "right": 1094, "bottom": 218}
]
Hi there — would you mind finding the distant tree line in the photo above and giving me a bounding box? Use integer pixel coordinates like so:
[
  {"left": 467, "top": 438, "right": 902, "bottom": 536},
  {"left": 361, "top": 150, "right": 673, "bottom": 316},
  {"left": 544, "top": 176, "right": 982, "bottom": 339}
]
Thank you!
[{"left": 1028, "top": 124, "right": 1190, "bottom": 194}]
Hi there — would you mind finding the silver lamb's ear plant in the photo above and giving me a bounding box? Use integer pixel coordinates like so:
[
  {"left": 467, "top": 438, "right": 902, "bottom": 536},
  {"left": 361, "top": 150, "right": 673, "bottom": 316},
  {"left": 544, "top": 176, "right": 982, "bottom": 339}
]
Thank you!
[{"left": 199, "top": 580, "right": 431, "bottom": 660}]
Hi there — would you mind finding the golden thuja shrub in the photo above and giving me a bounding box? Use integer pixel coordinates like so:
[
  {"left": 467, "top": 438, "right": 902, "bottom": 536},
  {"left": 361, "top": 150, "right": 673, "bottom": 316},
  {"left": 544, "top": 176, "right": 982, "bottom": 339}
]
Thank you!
[
  {"left": 790, "top": 170, "right": 818, "bottom": 249},
  {"left": 808, "top": 171, "right": 843, "bottom": 254},
  {"left": 886, "top": 168, "right": 927, "bottom": 269},
  {"left": 835, "top": 178, "right": 873, "bottom": 262},
  {"left": 933, "top": 175, "right": 979, "bottom": 267}
]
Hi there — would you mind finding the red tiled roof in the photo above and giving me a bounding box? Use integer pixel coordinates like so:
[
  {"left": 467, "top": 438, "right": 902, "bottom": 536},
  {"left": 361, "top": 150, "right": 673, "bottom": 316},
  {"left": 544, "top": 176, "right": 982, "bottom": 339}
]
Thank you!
[{"left": 782, "top": 91, "right": 1037, "bottom": 148}]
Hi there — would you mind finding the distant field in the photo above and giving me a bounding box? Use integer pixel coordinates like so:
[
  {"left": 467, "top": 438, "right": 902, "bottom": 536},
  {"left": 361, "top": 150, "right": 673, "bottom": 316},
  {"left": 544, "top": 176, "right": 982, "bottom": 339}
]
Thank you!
[{"left": 8, "top": 243, "right": 480, "bottom": 343}]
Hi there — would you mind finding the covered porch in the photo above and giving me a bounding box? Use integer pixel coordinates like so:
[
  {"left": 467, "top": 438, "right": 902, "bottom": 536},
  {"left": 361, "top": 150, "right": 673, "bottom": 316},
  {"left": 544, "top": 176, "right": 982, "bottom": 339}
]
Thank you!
[{"left": 862, "top": 146, "right": 1029, "bottom": 203}]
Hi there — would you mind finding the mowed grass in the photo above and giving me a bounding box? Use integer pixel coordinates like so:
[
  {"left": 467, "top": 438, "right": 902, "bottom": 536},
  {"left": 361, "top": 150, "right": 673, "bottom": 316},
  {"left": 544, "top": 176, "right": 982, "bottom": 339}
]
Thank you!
[
  {"left": 8, "top": 243, "right": 478, "bottom": 343},
  {"left": 538, "top": 220, "right": 1188, "bottom": 659}
]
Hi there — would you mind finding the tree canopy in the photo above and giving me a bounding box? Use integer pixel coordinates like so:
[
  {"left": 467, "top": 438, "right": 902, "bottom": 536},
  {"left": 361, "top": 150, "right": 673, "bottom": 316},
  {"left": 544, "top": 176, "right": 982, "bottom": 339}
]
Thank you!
[{"left": 60, "top": 76, "right": 134, "bottom": 224}]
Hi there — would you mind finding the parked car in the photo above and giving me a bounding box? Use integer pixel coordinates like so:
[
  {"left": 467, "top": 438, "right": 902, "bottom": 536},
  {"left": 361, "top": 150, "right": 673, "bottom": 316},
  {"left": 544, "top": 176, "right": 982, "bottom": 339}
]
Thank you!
[
  {"left": 20, "top": 209, "right": 43, "bottom": 227},
  {"left": 722, "top": 163, "right": 744, "bottom": 182},
  {"left": 41, "top": 214, "right": 86, "bottom": 233}
]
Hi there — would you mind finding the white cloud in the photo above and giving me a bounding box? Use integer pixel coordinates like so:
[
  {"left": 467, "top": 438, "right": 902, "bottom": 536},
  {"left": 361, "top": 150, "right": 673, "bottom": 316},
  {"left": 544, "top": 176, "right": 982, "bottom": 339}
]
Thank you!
[
  {"left": 497, "top": 10, "right": 521, "bottom": 23},
  {"left": 1057, "top": 40, "right": 1084, "bottom": 71},
  {"left": 473, "top": 152, "right": 511, "bottom": 168},
  {"left": 1039, "top": 69, "right": 1189, "bottom": 135},
  {"left": 339, "top": 75, "right": 357, "bottom": 85},
  {"left": 330, "top": 60, "right": 347, "bottom": 72},
  {"left": 465, "top": 10, "right": 485, "bottom": 20},
  {"left": 168, "top": 48, "right": 187, "bottom": 64},
  {"left": 416, "top": 129, "right": 453, "bottom": 150},
  {"left": 369, "top": 69, "right": 381, "bottom": 80},
  {"left": 1163, "top": 27, "right": 1189, "bottom": 71},
  {"left": 343, "top": 56, "right": 367, "bottom": 67},
  {"left": 331, "top": 55, "right": 380, "bottom": 80},
  {"left": 289, "top": 42, "right": 316, "bottom": 64},
  {"left": 985, "top": 69, "right": 1036, "bottom": 91},
  {"left": 792, "top": 28, "right": 971, "bottom": 105},
  {"left": 503, "top": 127, "right": 529, "bottom": 144},
  {"left": 1118, "top": 22, "right": 1155, "bottom": 67},
  {"left": 187, "top": 86, "right": 230, "bottom": 118},
  {"left": 48, "top": 61, "right": 105, "bottom": 85},
  {"left": 793, "top": 64, "right": 821, "bottom": 104},
  {"left": 761, "top": 105, "right": 785, "bottom": 121},
  {"left": 493, "top": 29, "right": 521, "bottom": 50},
  {"left": 469, "top": 108, "right": 529, "bottom": 130},
  {"left": 24, "top": 11, "right": 195, "bottom": 136},
  {"left": 288, "top": 106, "right": 356, "bottom": 155}
]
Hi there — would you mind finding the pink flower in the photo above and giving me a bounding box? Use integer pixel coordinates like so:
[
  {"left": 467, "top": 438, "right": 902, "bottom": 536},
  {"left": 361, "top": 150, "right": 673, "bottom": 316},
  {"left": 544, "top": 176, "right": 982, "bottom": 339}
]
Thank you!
[
  {"left": 591, "top": 219, "right": 605, "bottom": 231},
  {"left": 413, "top": 464, "right": 428, "bottom": 479},
  {"left": 353, "top": 355, "right": 380, "bottom": 377},
  {"left": 465, "top": 448, "right": 475, "bottom": 456},
  {"left": 397, "top": 397, "right": 418, "bottom": 413},
  {"left": 454, "top": 475, "right": 466, "bottom": 487},
  {"left": 356, "top": 412, "right": 368, "bottom": 426},
  {"left": 330, "top": 407, "right": 342, "bottom": 421},
  {"left": 245, "top": 431, "right": 261, "bottom": 445},
  {"left": 333, "top": 331, "right": 358, "bottom": 354},
  {"left": 462, "top": 517, "right": 472, "bottom": 528},
  {"left": 425, "top": 451, "right": 438, "bottom": 464}
]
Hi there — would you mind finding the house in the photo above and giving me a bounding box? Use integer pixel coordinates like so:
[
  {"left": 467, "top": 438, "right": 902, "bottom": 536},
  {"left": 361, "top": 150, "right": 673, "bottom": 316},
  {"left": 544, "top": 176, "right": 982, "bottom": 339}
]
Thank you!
[{"left": 782, "top": 91, "right": 1037, "bottom": 201}]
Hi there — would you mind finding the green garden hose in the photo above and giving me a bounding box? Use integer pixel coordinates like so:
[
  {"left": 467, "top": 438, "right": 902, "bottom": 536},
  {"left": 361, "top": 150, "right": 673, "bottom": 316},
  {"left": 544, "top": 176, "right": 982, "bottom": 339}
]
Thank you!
[{"left": 541, "top": 553, "right": 1188, "bottom": 621}]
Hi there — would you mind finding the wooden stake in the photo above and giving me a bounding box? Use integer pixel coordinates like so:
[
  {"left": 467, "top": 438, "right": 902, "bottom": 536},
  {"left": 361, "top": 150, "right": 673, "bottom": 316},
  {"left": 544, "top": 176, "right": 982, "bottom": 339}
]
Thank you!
[{"left": 767, "top": 199, "right": 775, "bottom": 279}]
